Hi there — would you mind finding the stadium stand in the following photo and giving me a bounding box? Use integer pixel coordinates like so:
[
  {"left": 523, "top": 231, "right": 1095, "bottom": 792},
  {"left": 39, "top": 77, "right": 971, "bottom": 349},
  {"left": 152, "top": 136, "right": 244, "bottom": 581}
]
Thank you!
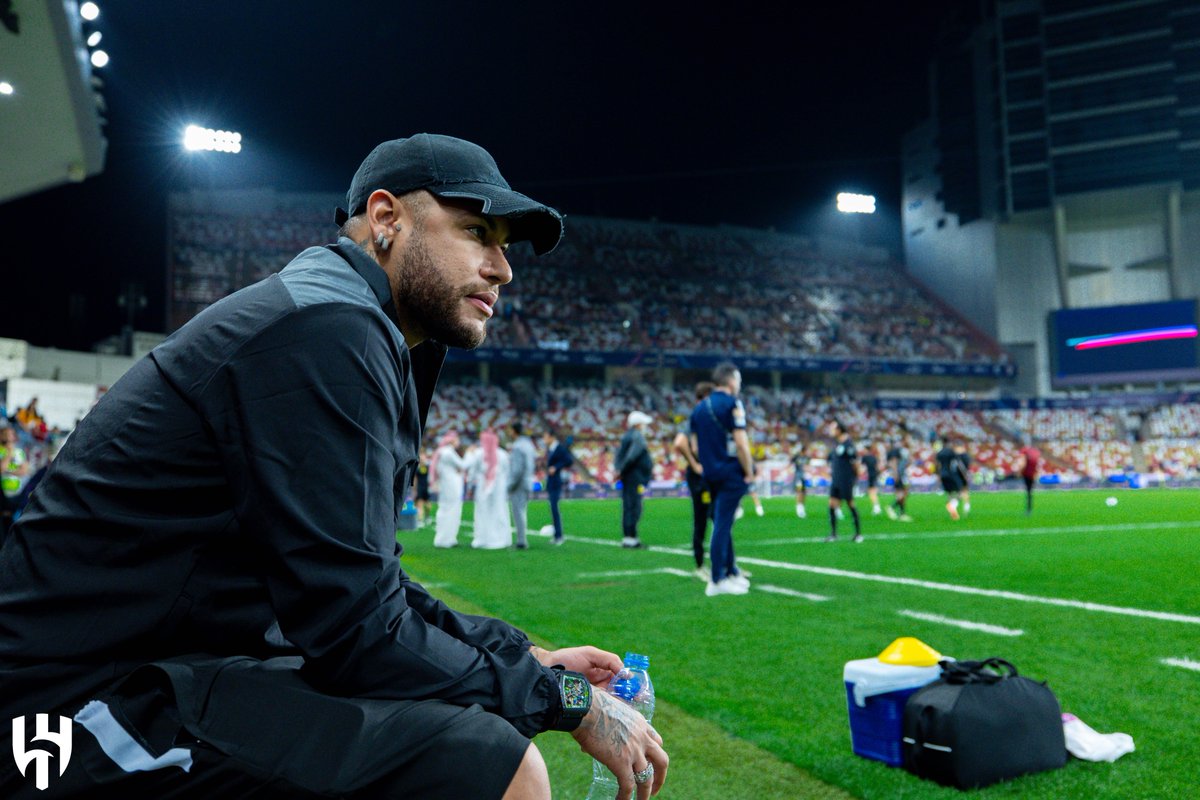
[{"left": 166, "top": 192, "right": 1010, "bottom": 368}]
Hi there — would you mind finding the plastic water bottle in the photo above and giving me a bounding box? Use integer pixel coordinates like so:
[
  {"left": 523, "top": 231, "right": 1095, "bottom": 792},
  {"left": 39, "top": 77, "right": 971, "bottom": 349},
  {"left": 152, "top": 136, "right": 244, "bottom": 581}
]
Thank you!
[{"left": 585, "top": 653, "right": 655, "bottom": 800}]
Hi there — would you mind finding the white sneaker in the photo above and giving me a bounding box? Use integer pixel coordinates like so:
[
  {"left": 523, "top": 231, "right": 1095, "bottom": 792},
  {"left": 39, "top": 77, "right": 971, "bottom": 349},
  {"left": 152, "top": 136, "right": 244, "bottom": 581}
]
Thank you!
[
  {"left": 726, "top": 573, "right": 751, "bottom": 590},
  {"left": 735, "top": 506, "right": 745, "bottom": 520},
  {"left": 872, "top": 505, "right": 881, "bottom": 516},
  {"left": 885, "top": 506, "right": 898, "bottom": 520},
  {"left": 694, "top": 567, "right": 710, "bottom": 583},
  {"left": 755, "top": 505, "right": 764, "bottom": 517},
  {"left": 796, "top": 504, "right": 807, "bottom": 518},
  {"left": 706, "top": 578, "right": 749, "bottom": 596}
]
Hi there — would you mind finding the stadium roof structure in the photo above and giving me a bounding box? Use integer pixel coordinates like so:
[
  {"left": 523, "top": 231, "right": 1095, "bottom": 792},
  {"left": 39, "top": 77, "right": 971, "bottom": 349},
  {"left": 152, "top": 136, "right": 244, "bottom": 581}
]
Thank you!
[{"left": 0, "top": 0, "right": 107, "bottom": 205}]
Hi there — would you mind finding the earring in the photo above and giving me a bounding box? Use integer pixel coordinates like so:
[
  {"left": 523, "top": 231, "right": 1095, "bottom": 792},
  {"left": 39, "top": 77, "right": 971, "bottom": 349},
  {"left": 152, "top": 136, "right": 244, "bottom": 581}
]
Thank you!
[
  {"left": 376, "top": 232, "right": 391, "bottom": 251},
  {"left": 394, "top": 223, "right": 402, "bottom": 232}
]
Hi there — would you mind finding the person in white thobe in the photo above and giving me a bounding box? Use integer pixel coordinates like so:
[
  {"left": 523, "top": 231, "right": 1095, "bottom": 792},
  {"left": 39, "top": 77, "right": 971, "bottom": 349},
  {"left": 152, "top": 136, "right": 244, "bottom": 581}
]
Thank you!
[
  {"left": 431, "top": 431, "right": 467, "bottom": 548},
  {"left": 466, "top": 429, "right": 512, "bottom": 549}
]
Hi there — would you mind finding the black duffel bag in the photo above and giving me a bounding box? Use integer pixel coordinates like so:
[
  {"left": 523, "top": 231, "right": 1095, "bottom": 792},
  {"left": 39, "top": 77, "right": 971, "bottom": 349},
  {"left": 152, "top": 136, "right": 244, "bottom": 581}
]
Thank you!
[{"left": 902, "top": 658, "right": 1067, "bottom": 789}]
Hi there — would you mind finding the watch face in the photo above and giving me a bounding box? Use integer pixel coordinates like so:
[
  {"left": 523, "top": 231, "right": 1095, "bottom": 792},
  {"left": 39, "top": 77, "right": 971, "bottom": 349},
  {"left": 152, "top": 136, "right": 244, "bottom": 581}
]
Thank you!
[{"left": 561, "top": 673, "right": 591, "bottom": 711}]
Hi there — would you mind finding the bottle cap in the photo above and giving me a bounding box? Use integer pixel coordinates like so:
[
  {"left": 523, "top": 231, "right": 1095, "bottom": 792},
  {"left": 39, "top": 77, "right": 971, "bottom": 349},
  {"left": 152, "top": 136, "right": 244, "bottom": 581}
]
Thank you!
[
  {"left": 877, "top": 637, "right": 941, "bottom": 667},
  {"left": 623, "top": 652, "right": 649, "bottom": 670}
]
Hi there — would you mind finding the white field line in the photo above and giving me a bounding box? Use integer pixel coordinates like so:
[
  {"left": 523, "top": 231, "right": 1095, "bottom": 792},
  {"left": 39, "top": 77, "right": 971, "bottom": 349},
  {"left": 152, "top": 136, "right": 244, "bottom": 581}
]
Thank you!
[
  {"left": 1161, "top": 657, "right": 1200, "bottom": 672},
  {"left": 757, "top": 585, "right": 831, "bottom": 602},
  {"left": 751, "top": 519, "right": 1199, "bottom": 547},
  {"left": 899, "top": 609, "right": 1023, "bottom": 636},
  {"left": 565, "top": 536, "right": 1200, "bottom": 625},
  {"left": 574, "top": 567, "right": 829, "bottom": 601},
  {"left": 577, "top": 568, "right": 685, "bottom": 578},
  {"left": 733, "top": 553, "right": 1200, "bottom": 625}
]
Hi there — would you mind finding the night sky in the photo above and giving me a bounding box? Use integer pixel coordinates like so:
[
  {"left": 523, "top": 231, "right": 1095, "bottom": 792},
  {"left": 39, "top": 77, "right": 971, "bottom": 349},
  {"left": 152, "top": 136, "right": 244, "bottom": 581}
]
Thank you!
[{"left": 2, "top": 0, "right": 975, "bottom": 349}]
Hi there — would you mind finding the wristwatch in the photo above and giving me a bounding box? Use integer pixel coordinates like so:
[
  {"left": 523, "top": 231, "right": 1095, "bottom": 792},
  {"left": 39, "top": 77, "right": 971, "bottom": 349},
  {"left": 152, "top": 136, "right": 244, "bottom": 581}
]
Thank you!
[{"left": 551, "top": 669, "right": 592, "bottom": 731}]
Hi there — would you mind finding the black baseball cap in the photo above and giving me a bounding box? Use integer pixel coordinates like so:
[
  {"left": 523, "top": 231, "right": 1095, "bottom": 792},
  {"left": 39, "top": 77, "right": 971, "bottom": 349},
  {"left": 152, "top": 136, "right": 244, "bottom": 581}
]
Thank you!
[{"left": 335, "top": 133, "right": 564, "bottom": 255}]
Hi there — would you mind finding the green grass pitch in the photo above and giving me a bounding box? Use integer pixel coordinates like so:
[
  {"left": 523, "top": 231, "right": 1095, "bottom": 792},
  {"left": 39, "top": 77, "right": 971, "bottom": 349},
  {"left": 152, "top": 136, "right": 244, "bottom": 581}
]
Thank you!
[{"left": 398, "top": 487, "right": 1200, "bottom": 799}]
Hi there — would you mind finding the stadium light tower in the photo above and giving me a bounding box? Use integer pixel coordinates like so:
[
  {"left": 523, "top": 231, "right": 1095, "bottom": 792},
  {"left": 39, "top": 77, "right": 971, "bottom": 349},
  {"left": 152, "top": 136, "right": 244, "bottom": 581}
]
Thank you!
[
  {"left": 836, "top": 192, "right": 876, "bottom": 214},
  {"left": 183, "top": 124, "right": 242, "bottom": 154}
]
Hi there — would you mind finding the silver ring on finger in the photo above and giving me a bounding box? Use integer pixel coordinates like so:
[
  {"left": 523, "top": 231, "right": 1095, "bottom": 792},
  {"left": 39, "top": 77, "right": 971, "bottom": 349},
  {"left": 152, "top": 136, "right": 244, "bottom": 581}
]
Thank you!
[{"left": 633, "top": 764, "right": 654, "bottom": 784}]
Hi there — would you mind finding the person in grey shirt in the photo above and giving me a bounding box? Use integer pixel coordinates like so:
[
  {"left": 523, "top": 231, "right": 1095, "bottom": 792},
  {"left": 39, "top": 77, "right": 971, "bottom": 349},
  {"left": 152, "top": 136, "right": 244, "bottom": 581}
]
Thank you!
[
  {"left": 508, "top": 422, "right": 537, "bottom": 549},
  {"left": 615, "top": 411, "right": 654, "bottom": 548}
]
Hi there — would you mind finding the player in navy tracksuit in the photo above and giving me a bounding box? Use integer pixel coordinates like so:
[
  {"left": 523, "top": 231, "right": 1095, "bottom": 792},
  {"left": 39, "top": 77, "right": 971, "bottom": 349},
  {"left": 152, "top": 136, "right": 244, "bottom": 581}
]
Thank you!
[{"left": 689, "top": 363, "right": 755, "bottom": 596}]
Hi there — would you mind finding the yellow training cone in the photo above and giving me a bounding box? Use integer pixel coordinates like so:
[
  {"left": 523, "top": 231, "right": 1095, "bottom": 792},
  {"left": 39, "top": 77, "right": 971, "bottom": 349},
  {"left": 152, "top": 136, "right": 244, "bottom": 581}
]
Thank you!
[{"left": 877, "top": 637, "right": 942, "bottom": 667}]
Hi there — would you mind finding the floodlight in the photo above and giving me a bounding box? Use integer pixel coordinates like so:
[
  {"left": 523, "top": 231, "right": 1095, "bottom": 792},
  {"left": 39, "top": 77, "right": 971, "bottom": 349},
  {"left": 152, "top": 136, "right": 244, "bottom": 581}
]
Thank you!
[
  {"left": 836, "top": 192, "right": 876, "bottom": 214},
  {"left": 79, "top": 2, "right": 99, "bottom": 21},
  {"left": 183, "top": 124, "right": 243, "bottom": 153},
  {"left": 0, "top": 81, "right": 13, "bottom": 96},
  {"left": 90, "top": 49, "right": 109, "bottom": 68},
  {"left": 87, "top": 30, "right": 102, "bottom": 47}
]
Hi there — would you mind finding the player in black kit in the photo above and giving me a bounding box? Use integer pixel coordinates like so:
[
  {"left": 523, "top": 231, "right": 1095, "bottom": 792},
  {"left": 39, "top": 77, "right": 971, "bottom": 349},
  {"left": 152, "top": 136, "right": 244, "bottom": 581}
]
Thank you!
[
  {"left": 861, "top": 442, "right": 881, "bottom": 515},
  {"left": 885, "top": 440, "right": 913, "bottom": 521},
  {"left": 936, "top": 437, "right": 967, "bottom": 520},
  {"left": 825, "top": 419, "right": 863, "bottom": 543}
]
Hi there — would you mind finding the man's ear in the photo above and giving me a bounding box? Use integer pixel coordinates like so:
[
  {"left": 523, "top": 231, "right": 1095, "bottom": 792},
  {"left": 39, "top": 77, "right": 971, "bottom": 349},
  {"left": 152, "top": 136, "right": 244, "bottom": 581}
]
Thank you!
[{"left": 364, "top": 190, "right": 414, "bottom": 248}]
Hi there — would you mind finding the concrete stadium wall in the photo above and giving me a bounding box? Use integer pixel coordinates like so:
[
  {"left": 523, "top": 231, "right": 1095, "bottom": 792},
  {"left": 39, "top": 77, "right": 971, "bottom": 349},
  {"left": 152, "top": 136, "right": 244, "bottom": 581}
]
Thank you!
[
  {"left": 995, "top": 223, "right": 1058, "bottom": 397},
  {"left": 1065, "top": 219, "right": 1170, "bottom": 308},
  {"left": 905, "top": 218, "right": 999, "bottom": 340},
  {"left": 1178, "top": 205, "right": 1200, "bottom": 299},
  {"left": 24, "top": 346, "right": 136, "bottom": 387}
]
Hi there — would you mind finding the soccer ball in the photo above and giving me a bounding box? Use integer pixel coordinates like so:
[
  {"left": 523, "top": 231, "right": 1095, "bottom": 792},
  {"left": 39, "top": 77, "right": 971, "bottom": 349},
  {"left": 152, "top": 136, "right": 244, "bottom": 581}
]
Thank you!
[{"left": 1105, "top": 497, "right": 1118, "bottom": 507}]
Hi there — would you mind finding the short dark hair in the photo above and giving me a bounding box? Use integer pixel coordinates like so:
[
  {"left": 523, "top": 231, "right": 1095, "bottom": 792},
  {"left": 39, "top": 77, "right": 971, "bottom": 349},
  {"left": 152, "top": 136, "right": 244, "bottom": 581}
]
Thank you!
[
  {"left": 512, "top": 422, "right": 524, "bottom": 436},
  {"left": 711, "top": 362, "right": 739, "bottom": 385},
  {"left": 694, "top": 381, "right": 715, "bottom": 401}
]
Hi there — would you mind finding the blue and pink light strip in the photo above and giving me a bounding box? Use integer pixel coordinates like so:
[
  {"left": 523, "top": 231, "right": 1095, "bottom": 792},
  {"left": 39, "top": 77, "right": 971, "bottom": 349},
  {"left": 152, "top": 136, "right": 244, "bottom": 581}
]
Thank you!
[{"left": 1067, "top": 325, "right": 1199, "bottom": 351}]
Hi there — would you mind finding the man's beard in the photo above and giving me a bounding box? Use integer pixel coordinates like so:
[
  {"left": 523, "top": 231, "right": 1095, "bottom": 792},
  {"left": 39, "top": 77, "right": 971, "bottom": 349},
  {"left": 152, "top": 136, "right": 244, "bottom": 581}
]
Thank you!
[{"left": 394, "top": 232, "right": 488, "bottom": 349}]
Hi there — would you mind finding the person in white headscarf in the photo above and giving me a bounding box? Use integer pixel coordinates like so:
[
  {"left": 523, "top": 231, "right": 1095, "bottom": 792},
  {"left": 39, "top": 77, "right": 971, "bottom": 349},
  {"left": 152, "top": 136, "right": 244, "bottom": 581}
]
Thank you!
[
  {"left": 466, "top": 428, "right": 512, "bottom": 549},
  {"left": 430, "top": 431, "right": 467, "bottom": 548}
]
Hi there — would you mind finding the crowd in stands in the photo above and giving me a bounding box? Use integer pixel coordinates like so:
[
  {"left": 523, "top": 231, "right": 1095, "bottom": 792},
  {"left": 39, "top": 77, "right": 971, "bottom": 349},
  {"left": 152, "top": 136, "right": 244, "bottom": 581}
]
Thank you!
[
  {"left": 423, "top": 380, "right": 1200, "bottom": 491},
  {"left": 0, "top": 397, "right": 66, "bottom": 530},
  {"left": 1142, "top": 402, "right": 1200, "bottom": 478},
  {"left": 501, "top": 217, "right": 1006, "bottom": 362},
  {"left": 167, "top": 197, "right": 1008, "bottom": 365}
]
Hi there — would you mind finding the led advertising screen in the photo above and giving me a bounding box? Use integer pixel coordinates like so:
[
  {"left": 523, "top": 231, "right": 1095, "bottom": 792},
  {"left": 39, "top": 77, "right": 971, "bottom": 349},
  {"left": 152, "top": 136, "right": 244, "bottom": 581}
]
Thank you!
[{"left": 1049, "top": 299, "right": 1200, "bottom": 387}]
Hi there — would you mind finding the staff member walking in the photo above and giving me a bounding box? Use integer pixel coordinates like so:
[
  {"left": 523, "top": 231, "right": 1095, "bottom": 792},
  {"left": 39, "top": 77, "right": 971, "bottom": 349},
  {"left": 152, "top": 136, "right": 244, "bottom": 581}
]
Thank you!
[{"left": 543, "top": 430, "right": 573, "bottom": 545}]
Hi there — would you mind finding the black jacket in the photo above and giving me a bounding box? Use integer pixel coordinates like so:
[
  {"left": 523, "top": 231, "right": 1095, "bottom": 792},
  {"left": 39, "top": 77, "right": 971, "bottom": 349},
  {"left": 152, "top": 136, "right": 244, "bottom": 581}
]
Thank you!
[{"left": 0, "top": 240, "right": 560, "bottom": 738}]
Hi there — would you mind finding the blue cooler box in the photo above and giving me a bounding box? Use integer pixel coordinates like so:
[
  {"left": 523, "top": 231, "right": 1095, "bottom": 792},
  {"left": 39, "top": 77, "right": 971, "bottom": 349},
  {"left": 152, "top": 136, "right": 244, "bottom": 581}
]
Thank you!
[{"left": 843, "top": 658, "right": 942, "bottom": 766}]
